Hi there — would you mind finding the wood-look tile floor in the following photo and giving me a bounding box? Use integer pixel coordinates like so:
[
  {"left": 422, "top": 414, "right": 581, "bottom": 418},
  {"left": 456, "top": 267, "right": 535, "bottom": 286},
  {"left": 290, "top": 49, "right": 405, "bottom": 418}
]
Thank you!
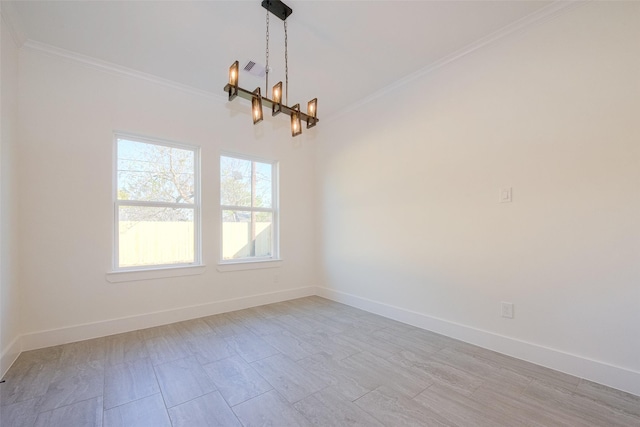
[{"left": 1, "top": 296, "right": 639, "bottom": 426}]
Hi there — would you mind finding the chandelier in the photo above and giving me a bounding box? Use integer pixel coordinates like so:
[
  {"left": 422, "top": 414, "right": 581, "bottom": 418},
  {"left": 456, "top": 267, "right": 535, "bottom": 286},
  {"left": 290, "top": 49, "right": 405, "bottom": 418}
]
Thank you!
[{"left": 224, "top": 0, "right": 318, "bottom": 137}]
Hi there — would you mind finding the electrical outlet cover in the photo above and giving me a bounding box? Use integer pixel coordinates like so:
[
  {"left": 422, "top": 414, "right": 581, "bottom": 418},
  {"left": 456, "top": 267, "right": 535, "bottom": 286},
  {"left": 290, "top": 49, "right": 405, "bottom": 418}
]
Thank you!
[{"left": 501, "top": 302, "right": 514, "bottom": 319}]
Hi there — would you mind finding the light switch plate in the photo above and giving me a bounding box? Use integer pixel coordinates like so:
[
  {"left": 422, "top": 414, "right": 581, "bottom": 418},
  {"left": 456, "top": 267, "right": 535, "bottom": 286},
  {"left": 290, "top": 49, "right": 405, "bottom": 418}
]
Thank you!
[{"left": 499, "top": 187, "right": 513, "bottom": 203}]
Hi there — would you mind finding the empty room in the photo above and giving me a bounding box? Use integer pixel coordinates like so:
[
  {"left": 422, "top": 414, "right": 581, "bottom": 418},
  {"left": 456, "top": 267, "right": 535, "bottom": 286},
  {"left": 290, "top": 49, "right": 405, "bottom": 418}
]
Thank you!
[{"left": 1, "top": 0, "right": 638, "bottom": 426}]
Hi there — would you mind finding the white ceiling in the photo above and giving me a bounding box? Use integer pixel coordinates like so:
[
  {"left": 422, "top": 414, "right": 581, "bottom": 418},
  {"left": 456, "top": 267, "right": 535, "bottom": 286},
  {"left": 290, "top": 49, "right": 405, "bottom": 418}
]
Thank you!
[{"left": 5, "top": 0, "right": 555, "bottom": 119}]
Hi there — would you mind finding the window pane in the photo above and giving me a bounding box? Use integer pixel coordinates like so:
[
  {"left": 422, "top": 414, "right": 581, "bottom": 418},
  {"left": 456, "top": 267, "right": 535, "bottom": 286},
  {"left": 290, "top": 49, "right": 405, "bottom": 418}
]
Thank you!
[
  {"left": 118, "top": 139, "right": 194, "bottom": 204},
  {"left": 222, "top": 210, "right": 273, "bottom": 260},
  {"left": 220, "top": 156, "right": 272, "bottom": 208},
  {"left": 254, "top": 162, "right": 272, "bottom": 208},
  {"left": 118, "top": 206, "right": 194, "bottom": 267},
  {"left": 220, "top": 156, "right": 252, "bottom": 207}
]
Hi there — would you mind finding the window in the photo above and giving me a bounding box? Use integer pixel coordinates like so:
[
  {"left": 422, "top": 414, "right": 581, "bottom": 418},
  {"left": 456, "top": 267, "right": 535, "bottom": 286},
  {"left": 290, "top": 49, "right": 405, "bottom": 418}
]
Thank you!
[
  {"left": 115, "top": 134, "right": 200, "bottom": 270},
  {"left": 220, "top": 154, "right": 278, "bottom": 262}
]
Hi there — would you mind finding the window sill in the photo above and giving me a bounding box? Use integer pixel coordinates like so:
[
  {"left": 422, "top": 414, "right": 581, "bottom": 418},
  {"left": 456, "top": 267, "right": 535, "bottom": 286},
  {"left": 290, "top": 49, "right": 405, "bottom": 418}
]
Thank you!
[
  {"left": 217, "top": 259, "right": 282, "bottom": 272},
  {"left": 106, "top": 265, "right": 206, "bottom": 283}
]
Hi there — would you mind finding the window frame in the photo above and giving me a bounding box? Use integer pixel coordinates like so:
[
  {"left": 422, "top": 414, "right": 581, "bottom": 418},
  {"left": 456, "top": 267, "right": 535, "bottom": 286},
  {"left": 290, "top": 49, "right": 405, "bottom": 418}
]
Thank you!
[
  {"left": 219, "top": 151, "right": 279, "bottom": 264},
  {"left": 113, "top": 132, "right": 202, "bottom": 272}
]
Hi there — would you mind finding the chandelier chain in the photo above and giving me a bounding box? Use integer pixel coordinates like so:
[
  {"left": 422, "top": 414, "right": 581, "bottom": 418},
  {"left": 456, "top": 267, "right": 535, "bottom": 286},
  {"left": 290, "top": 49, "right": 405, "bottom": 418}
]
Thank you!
[
  {"left": 265, "top": 10, "right": 270, "bottom": 93},
  {"left": 284, "top": 20, "right": 289, "bottom": 106}
]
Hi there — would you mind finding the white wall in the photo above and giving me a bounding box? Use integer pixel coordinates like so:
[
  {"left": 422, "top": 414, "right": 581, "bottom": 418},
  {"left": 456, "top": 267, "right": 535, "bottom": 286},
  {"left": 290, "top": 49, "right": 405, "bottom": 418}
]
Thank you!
[
  {"left": 15, "top": 46, "right": 318, "bottom": 348},
  {"left": 316, "top": 2, "right": 640, "bottom": 394},
  {"left": 0, "top": 7, "right": 22, "bottom": 375}
]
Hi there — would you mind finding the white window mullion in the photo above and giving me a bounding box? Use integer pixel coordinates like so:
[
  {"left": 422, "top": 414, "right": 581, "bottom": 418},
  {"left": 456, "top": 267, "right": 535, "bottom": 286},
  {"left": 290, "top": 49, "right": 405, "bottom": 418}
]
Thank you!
[
  {"left": 220, "top": 205, "right": 274, "bottom": 214},
  {"left": 117, "top": 200, "right": 196, "bottom": 209}
]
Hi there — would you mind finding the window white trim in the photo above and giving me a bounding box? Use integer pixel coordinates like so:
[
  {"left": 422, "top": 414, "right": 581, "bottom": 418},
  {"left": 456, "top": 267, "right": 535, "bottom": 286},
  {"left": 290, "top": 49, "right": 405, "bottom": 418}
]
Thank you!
[
  {"left": 219, "top": 151, "right": 280, "bottom": 264},
  {"left": 216, "top": 259, "right": 282, "bottom": 272},
  {"left": 106, "top": 265, "right": 207, "bottom": 283},
  {"left": 113, "top": 132, "right": 202, "bottom": 272}
]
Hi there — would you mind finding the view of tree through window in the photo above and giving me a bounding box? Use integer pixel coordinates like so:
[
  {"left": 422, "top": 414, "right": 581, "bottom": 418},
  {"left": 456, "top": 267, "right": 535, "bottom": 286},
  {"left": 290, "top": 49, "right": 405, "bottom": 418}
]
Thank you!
[
  {"left": 116, "top": 136, "right": 199, "bottom": 268},
  {"left": 220, "top": 155, "right": 277, "bottom": 261}
]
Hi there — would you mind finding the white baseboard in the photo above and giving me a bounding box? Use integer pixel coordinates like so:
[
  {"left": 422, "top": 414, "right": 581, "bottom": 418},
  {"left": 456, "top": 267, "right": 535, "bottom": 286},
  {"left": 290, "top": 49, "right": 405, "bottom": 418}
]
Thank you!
[
  {"left": 317, "top": 287, "right": 640, "bottom": 397},
  {"left": 1, "top": 335, "right": 22, "bottom": 379},
  {"left": 20, "top": 286, "right": 316, "bottom": 352}
]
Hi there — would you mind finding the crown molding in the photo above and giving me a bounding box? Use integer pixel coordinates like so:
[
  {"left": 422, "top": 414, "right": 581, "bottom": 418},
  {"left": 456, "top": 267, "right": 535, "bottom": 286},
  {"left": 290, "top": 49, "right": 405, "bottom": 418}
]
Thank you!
[
  {"left": 22, "top": 40, "right": 228, "bottom": 103},
  {"left": 324, "top": 0, "right": 584, "bottom": 124},
  {"left": 0, "top": 1, "right": 27, "bottom": 48}
]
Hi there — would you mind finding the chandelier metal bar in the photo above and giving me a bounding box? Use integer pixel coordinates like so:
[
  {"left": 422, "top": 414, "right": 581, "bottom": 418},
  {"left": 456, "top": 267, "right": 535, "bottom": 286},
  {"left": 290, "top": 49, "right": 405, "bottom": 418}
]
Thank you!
[{"left": 223, "top": 83, "right": 318, "bottom": 124}]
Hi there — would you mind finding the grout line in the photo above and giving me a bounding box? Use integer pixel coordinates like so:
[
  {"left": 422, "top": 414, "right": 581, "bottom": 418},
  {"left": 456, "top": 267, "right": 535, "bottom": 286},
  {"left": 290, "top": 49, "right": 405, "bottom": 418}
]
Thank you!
[{"left": 229, "top": 387, "right": 273, "bottom": 408}]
